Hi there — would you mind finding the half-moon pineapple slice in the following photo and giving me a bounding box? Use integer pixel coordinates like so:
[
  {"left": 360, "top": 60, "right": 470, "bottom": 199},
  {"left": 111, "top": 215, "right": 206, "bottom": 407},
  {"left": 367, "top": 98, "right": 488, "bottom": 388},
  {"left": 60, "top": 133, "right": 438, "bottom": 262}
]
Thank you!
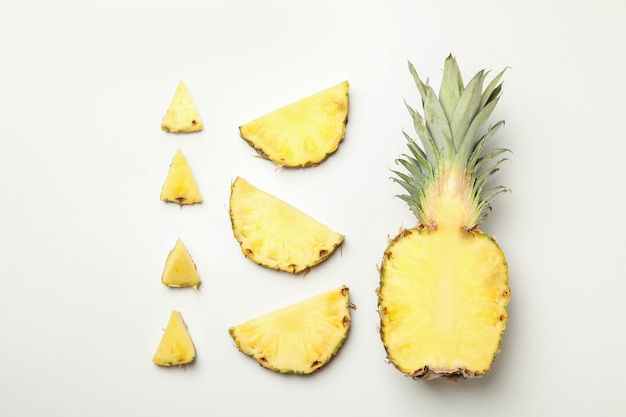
[
  {"left": 239, "top": 81, "right": 349, "bottom": 167},
  {"left": 161, "top": 238, "right": 201, "bottom": 289},
  {"left": 229, "top": 177, "right": 344, "bottom": 274},
  {"left": 229, "top": 286, "right": 351, "bottom": 374},
  {"left": 152, "top": 311, "right": 196, "bottom": 366},
  {"left": 161, "top": 80, "right": 203, "bottom": 132}
]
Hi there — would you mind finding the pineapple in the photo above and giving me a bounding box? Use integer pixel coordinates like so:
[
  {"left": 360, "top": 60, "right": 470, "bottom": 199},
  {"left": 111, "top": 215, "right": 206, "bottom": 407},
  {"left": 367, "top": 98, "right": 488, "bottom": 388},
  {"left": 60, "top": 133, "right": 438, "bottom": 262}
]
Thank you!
[
  {"left": 160, "top": 149, "right": 202, "bottom": 205},
  {"left": 161, "top": 238, "right": 201, "bottom": 289},
  {"left": 239, "top": 81, "right": 349, "bottom": 167},
  {"left": 377, "top": 55, "right": 511, "bottom": 380},
  {"left": 229, "top": 177, "right": 344, "bottom": 274},
  {"left": 161, "top": 80, "right": 203, "bottom": 132},
  {"left": 152, "top": 310, "right": 196, "bottom": 366},
  {"left": 229, "top": 286, "right": 351, "bottom": 374}
]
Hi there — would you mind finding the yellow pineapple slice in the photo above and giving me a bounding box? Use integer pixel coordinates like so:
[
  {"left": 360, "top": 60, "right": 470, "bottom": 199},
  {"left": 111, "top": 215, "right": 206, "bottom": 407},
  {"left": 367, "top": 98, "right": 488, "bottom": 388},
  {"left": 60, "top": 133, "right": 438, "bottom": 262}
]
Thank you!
[
  {"left": 161, "top": 238, "right": 201, "bottom": 289},
  {"left": 161, "top": 80, "right": 203, "bottom": 132},
  {"left": 229, "top": 177, "right": 344, "bottom": 274},
  {"left": 160, "top": 149, "right": 202, "bottom": 205},
  {"left": 229, "top": 286, "right": 351, "bottom": 374},
  {"left": 239, "top": 81, "right": 349, "bottom": 167},
  {"left": 152, "top": 311, "right": 196, "bottom": 366}
]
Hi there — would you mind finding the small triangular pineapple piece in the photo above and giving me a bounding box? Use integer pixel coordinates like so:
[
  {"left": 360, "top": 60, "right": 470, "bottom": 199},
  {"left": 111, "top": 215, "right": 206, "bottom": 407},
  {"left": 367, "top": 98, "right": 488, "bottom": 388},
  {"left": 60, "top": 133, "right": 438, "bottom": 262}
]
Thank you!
[
  {"left": 161, "top": 80, "right": 203, "bottom": 132},
  {"left": 152, "top": 311, "right": 196, "bottom": 366},
  {"left": 229, "top": 286, "right": 351, "bottom": 374},
  {"left": 161, "top": 238, "right": 201, "bottom": 289},
  {"left": 239, "top": 81, "right": 349, "bottom": 167},
  {"left": 160, "top": 149, "right": 202, "bottom": 205},
  {"left": 229, "top": 177, "right": 344, "bottom": 274}
]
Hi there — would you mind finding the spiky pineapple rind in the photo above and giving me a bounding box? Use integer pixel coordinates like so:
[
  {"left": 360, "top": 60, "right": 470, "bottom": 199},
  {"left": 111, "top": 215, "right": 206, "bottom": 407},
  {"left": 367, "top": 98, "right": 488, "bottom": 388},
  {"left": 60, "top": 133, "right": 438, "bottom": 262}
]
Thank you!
[{"left": 229, "top": 286, "right": 351, "bottom": 374}]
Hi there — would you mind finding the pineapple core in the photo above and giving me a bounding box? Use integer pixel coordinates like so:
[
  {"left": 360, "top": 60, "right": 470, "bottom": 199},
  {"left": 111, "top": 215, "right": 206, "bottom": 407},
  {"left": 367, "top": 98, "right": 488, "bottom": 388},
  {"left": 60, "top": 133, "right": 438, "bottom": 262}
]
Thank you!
[{"left": 422, "top": 169, "right": 478, "bottom": 231}]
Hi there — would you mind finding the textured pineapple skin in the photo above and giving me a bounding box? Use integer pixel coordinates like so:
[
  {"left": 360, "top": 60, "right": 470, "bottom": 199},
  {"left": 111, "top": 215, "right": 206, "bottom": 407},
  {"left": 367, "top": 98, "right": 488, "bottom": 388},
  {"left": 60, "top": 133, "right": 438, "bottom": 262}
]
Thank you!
[{"left": 378, "top": 227, "right": 509, "bottom": 381}]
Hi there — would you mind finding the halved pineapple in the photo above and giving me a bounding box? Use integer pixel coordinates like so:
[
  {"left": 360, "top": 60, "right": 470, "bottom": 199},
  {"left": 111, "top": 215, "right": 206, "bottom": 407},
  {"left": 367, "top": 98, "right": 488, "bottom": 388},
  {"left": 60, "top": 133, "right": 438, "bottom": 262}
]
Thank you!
[
  {"left": 160, "top": 149, "right": 202, "bottom": 205},
  {"left": 161, "top": 238, "right": 201, "bottom": 289},
  {"left": 229, "top": 286, "right": 351, "bottom": 374},
  {"left": 380, "top": 229, "right": 509, "bottom": 379},
  {"left": 229, "top": 177, "right": 344, "bottom": 274},
  {"left": 161, "top": 80, "right": 203, "bottom": 132},
  {"left": 378, "top": 55, "right": 511, "bottom": 380},
  {"left": 239, "top": 81, "right": 349, "bottom": 167},
  {"left": 152, "top": 311, "right": 196, "bottom": 366}
]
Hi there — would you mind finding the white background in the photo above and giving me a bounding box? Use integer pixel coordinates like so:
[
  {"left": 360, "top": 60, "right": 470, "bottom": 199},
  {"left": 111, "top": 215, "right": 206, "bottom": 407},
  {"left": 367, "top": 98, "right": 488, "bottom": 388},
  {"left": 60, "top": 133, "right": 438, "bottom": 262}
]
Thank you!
[{"left": 1, "top": 0, "right": 624, "bottom": 415}]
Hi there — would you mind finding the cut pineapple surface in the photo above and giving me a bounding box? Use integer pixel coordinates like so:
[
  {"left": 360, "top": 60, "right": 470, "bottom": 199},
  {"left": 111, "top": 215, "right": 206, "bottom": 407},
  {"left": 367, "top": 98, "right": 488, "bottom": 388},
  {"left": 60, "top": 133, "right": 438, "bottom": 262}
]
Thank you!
[
  {"left": 379, "top": 228, "right": 509, "bottom": 379},
  {"left": 152, "top": 311, "right": 196, "bottom": 366},
  {"left": 239, "top": 81, "right": 349, "bottom": 167},
  {"left": 161, "top": 80, "right": 203, "bottom": 132},
  {"left": 229, "top": 286, "right": 351, "bottom": 374},
  {"left": 160, "top": 149, "right": 202, "bottom": 205},
  {"left": 378, "top": 55, "right": 511, "bottom": 380},
  {"left": 161, "top": 238, "right": 201, "bottom": 289},
  {"left": 229, "top": 177, "right": 344, "bottom": 273}
]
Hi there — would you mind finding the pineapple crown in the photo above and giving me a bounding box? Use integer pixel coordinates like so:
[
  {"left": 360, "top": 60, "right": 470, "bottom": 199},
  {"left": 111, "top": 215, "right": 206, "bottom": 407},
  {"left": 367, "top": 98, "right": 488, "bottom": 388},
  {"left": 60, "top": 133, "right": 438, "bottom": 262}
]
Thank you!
[{"left": 393, "top": 54, "right": 510, "bottom": 228}]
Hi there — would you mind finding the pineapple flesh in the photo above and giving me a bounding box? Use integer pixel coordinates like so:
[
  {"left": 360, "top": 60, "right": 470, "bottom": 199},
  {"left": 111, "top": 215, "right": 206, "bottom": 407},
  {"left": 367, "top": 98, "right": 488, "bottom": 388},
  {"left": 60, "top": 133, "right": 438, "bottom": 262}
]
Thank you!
[
  {"left": 161, "top": 238, "right": 201, "bottom": 289},
  {"left": 160, "top": 149, "right": 202, "bottom": 205},
  {"left": 239, "top": 81, "right": 349, "bottom": 167},
  {"left": 229, "top": 177, "right": 344, "bottom": 274},
  {"left": 161, "top": 80, "right": 203, "bottom": 132},
  {"left": 229, "top": 286, "right": 351, "bottom": 374},
  {"left": 152, "top": 310, "right": 196, "bottom": 366},
  {"left": 378, "top": 55, "right": 511, "bottom": 380}
]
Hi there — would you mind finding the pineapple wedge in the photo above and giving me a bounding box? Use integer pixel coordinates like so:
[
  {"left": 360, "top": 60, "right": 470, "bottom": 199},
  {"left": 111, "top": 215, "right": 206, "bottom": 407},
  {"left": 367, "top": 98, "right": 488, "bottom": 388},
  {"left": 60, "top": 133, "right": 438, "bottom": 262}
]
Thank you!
[
  {"left": 152, "top": 311, "right": 196, "bottom": 366},
  {"left": 160, "top": 149, "right": 202, "bottom": 205},
  {"left": 239, "top": 81, "right": 349, "bottom": 167},
  {"left": 229, "top": 177, "right": 344, "bottom": 274},
  {"left": 229, "top": 286, "right": 351, "bottom": 374},
  {"left": 378, "top": 56, "right": 511, "bottom": 380},
  {"left": 161, "top": 80, "right": 203, "bottom": 132},
  {"left": 161, "top": 238, "right": 201, "bottom": 289}
]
